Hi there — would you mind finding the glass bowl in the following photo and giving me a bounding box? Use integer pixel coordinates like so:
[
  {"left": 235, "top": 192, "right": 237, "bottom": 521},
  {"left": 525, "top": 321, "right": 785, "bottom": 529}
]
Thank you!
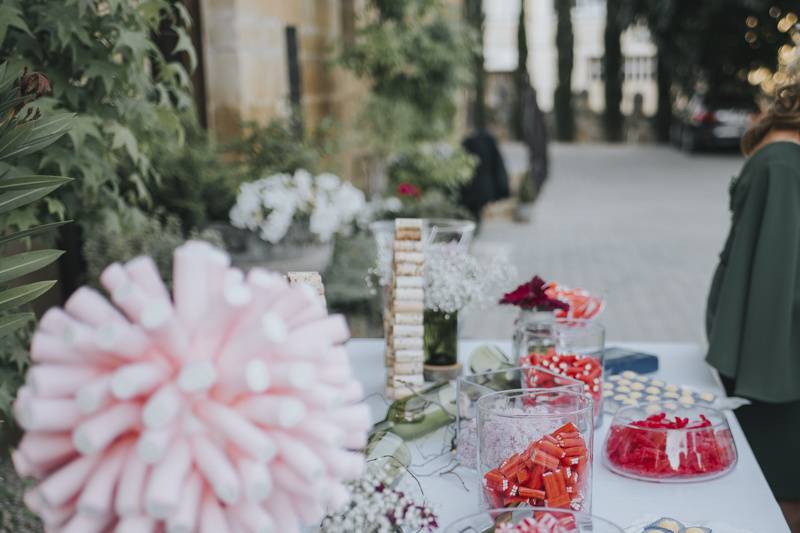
[
  {"left": 476, "top": 389, "right": 594, "bottom": 511},
  {"left": 603, "top": 402, "right": 737, "bottom": 483},
  {"left": 444, "top": 507, "right": 624, "bottom": 532}
]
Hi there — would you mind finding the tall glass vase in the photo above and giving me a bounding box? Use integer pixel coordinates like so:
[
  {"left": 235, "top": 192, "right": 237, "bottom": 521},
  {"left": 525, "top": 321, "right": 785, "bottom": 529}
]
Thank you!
[
  {"left": 512, "top": 309, "right": 556, "bottom": 363},
  {"left": 423, "top": 309, "right": 461, "bottom": 380}
]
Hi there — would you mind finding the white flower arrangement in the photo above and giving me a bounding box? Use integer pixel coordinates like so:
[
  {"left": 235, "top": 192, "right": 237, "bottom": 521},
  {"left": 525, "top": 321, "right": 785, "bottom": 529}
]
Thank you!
[
  {"left": 425, "top": 242, "right": 517, "bottom": 314},
  {"left": 230, "top": 169, "right": 366, "bottom": 244}
]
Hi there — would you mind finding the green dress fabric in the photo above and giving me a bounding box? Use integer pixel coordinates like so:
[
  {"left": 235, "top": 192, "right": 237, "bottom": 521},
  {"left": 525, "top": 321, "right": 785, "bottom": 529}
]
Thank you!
[{"left": 706, "top": 141, "right": 800, "bottom": 500}]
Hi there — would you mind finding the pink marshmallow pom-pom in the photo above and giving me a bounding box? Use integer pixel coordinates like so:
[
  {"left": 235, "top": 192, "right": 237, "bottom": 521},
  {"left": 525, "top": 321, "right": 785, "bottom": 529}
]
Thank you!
[{"left": 14, "top": 241, "right": 368, "bottom": 532}]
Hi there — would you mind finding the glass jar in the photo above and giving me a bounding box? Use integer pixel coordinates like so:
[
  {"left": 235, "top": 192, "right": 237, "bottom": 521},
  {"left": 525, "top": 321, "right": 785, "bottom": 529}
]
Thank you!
[
  {"left": 455, "top": 366, "right": 583, "bottom": 469},
  {"left": 603, "top": 402, "right": 737, "bottom": 483},
  {"left": 423, "top": 309, "right": 458, "bottom": 366},
  {"left": 477, "top": 389, "right": 594, "bottom": 512},
  {"left": 444, "top": 507, "right": 624, "bottom": 533},
  {"left": 512, "top": 310, "right": 556, "bottom": 364},
  {"left": 519, "top": 319, "right": 605, "bottom": 424}
]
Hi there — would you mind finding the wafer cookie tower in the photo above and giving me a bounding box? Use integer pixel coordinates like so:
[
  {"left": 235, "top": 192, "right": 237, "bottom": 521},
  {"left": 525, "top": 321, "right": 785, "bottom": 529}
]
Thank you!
[{"left": 385, "top": 219, "right": 426, "bottom": 399}]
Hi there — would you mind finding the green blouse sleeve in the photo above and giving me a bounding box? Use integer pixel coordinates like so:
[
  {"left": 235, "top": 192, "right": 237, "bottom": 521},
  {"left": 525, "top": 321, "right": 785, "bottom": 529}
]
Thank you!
[{"left": 706, "top": 153, "right": 800, "bottom": 402}]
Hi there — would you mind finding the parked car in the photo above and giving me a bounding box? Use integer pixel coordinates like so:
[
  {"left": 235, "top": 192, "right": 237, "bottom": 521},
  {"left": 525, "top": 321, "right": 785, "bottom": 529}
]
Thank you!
[{"left": 671, "top": 90, "right": 758, "bottom": 153}]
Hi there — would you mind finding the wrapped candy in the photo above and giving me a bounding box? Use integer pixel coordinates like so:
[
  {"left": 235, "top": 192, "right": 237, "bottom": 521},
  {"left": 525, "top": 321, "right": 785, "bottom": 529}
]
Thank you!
[
  {"left": 13, "top": 241, "right": 369, "bottom": 532},
  {"left": 522, "top": 349, "right": 603, "bottom": 419},
  {"left": 482, "top": 422, "right": 590, "bottom": 511}
]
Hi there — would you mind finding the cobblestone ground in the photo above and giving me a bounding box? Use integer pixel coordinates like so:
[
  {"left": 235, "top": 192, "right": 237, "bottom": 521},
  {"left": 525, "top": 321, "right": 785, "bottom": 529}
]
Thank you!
[{"left": 461, "top": 142, "right": 744, "bottom": 344}]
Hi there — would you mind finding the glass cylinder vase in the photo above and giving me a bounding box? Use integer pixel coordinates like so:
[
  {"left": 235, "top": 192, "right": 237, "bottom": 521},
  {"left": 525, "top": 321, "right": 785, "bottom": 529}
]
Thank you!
[
  {"left": 519, "top": 319, "right": 606, "bottom": 424},
  {"left": 444, "top": 507, "right": 624, "bottom": 533},
  {"left": 477, "top": 389, "right": 594, "bottom": 512},
  {"left": 512, "top": 310, "right": 556, "bottom": 364}
]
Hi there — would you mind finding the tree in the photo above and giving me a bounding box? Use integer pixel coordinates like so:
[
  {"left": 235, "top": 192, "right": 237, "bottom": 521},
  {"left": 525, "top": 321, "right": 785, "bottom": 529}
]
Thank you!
[
  {"left": 464, "top": 0, "right": 487, "bottom": 130},
  {"left": 554, "top": 0, "right": 575, "bottom": 141},
  {"left": 513, "top": 0, "right": 530, "bottom": 139},
  {"left": 604, "top": 0, "right": 624, "bottom": 142}
]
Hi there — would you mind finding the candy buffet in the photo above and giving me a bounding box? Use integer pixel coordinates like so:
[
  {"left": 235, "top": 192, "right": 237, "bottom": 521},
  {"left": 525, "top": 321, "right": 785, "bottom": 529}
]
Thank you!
[{"left": 8, "top": 219, "right": 790, "bottom": 533}]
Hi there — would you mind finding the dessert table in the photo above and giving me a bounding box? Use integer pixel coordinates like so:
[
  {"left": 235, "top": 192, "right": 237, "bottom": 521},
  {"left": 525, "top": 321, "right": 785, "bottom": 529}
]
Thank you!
[{"left": 347, "top": 339, "right": 790, "bottom": 533}]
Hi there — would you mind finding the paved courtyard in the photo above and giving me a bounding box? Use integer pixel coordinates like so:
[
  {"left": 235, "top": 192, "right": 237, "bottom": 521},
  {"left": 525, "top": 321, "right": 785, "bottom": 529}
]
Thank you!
[{"left": 461, "top": 142, "right": 744, "bottom": 345}]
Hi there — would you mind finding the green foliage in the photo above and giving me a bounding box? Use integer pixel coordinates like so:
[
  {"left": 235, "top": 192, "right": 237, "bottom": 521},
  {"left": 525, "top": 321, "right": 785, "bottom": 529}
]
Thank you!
[
  {"left": 387, "top": 145, "right": 477, "bottom": 198},
  {"left": 0, "top": 0, "right": 194, "bottom": 229},
  {"left": 464, "top": 0, "right": 486, "bottom": 130},
  {"left": 554, "top": 0, "right": 575, "bottom": 141},
  {"left": 0, "top": 62, "right": 71, "bottom": 427},
  {"left": 83, "top": 211, "right": 223, "bottom": 287},
  {"left": 341, "top": 0, "right": 476, "bottom": 148}
]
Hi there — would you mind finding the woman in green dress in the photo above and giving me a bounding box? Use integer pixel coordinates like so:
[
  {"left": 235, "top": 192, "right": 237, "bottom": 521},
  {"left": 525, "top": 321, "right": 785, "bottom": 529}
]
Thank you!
[{"left": 707, "top": 82, "right": 800, "bottom": 532}]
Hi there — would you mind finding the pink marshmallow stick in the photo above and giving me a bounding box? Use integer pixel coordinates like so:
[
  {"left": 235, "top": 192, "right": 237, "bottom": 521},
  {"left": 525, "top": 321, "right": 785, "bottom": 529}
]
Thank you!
[
  {"left": 235, "top": 500, "right": 276, "bottom": 533},
  {"left": 76, "top": 376, "right": 112, "bottom": 415},
  {"left": 325, "top": 480, "right": 351, "bottom": 513},
  {"left": 199, "top": 402, "right": 276, "bottom": 462},
  {"left": 316, "top": 448, "right": 365, "bottom": 480},
  {"left": 37, "top": 453, "right": 100, "bottom": 508},
  {"left": 17, "top": 432, "right": 75, "bottom": 470},
  {"left": 268, "top": 362, "right": 316, "bottom": 391},
  {"left": 124, "top": 256, "right": 171, "bottom": 303},
  {"left": 263, "top": 491, "right": 301, "bottom": 533},
  {"left": 173, "top": 242, "right": 218, "bottom": 331},
  {"left": 27, "top": 364, "right": 101, "bottom": 398},
  {"left": 144, "top": 438, "right": 192, "bottom": 519},
  {"left": 262, "top": 287, "right": 321, "bottom": 329},
  {"left": 24, "top": 489, "right": 73, "bottom": 527},
  {"left": 270, "top": 462, "right": 307, "bottom": 498},
  {"left": 65, "top": 287, "right": 128, "bottom": 328},
  {"left": 15, "top": 396, "right": 82, "bottom": 432},
  {"left": 192, "top": 435, "right": 241, "bottom": 504},
  {"left": 115, "top": 448, "right": 148, "bottom": 516},
  {"left": 215, "top": 357, "right": 270, "bottom": 401},
  {"left": 61, "top": 511, "right": 111, "bottom": 533},
  {"left": 94, "top": 322, "right": 151, "bottom": 360},
  {"left": 328, "top": 404, "right": 373, "bottom": 433},
  {"left": 72, "top": 402, "right": 139, "bottom": 455},
  {"left": 290, "top": 417, "right": 345, "bottom": 448},
  {"left": 317, "top": 361, "right": 352, "bottom": 385},
  {"left": 12, "top": 449, "right": 41, "bottom": 478},
  {"left": 38, "top": 307, "right": 73, "bottom": 335},
  {"left": 303, "top": 383, "right": 345, "bottom": 408},
  {"left": 30, "top": 332, "right": 84, "bottom": 365},
  {"left": 340, "top": 379, "right": 365, "bottom": 403},
  {"left": 115, "top": 515, "right": 156, "bottom": 533},
  {"left": 289, "top": 492, "right": 325, "bottom": 527},
  {"left": 77, "top": 441, "right": 129, "bottom": 515},
  {"left": 235, "top": 395, "right": 306, "bottom": 429},
  {"left": 109, "top": 280, "right": 155, "bottom": 324},
  {"left": 165, "top": 471, "right": 202, "bottom": 533},
  {"left": 199, "top": 490, "right": 231, "bottom": 533},
  {"left": 142, "top": 383, "right": 183, "bottom": 429},
  {"left": 237, "top": 456, "right": 272, "bottom": 503},
  {"left": 110, "top": 360, "right": 170, "bottom": 400},
  {"left": 280, "top": 315, "right": 349, "bottom": 359},
  {"left": 139, "top": 301, "right": 189, "bottom": 361},
  {"left": 272, "top": 433, "right": 325, "bottom": 481},
  {"left": 136, "top": 425, "right": 174, "bottom": 464},
  {"left": 100, "top": 262, "right": 129, "bottom": 293}
]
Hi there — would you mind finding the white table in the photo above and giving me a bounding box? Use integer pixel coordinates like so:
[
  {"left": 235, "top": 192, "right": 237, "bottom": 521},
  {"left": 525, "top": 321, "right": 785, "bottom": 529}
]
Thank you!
[{"left": 347, "top": 339, "right": 790, "bottom": 533}]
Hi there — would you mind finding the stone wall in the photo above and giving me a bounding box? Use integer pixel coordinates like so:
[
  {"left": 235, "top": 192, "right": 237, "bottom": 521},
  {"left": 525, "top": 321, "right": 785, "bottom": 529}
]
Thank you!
[{"left": 199, "top": 0, "right": 368, "bottom": 150}]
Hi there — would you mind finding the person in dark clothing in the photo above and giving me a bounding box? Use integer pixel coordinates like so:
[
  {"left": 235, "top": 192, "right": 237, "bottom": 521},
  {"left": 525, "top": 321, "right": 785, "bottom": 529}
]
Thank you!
[
  {"left": 705, "top": 83, "right": 800, "bottom": 533},
  {"left": 461, "top": 129, "right": 510, "bottom": 221}
]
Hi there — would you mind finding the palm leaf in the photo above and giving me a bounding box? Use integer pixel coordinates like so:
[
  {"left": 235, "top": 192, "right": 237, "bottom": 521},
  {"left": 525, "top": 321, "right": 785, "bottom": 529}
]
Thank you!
[
  {"left": 0, "top": 312, "right": 34, "bottom": 338},
  {"left": 0, "top": 249, "right": 64, "bottom": 285},
  {"left": 0, "top": 220, "right": 70, "bottom": 246},
  {"left": 0, "top": 112, "right": 74, "bottom": 161},
  {"left": 0, "top": 281, "right": 56, "bottom": 313}
]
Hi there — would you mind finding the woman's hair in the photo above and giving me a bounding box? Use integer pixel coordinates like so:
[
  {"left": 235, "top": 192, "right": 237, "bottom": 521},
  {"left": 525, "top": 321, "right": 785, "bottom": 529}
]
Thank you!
[{"left": 741, "top": 82, "right": 800, "bottom": 155}]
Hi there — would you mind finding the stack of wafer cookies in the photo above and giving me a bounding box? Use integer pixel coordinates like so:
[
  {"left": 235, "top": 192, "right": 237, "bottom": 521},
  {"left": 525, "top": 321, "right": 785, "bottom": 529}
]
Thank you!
[
  {"left": 385, "top": 219, "right": 426, "bottom": 399},
  {"left": 287, "top": 271, "right": 326, "bottom": 306}
]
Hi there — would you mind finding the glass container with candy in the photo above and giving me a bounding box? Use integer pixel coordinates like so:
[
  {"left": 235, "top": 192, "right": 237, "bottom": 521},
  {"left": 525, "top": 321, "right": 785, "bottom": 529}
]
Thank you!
[
  {"left": 603, "top": 402, "right": 737, "bottom": 482},
  {"left": 477, "top": 389, "right": 594, "bottom": 512},
  {"left": 444, "top": 507, "right": 624, "bottom": 533},
  {"left": 456, "top": 366, "right": 583, "bottom": 469},
  {"left": 519, "top": 319, "right": 605, "bottom": 424}
]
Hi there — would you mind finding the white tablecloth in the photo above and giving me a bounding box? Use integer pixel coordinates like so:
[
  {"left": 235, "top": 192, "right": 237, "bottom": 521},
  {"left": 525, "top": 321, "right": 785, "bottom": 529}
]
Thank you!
[{"left": 347, "top": 339, "right": 789, "bottom": 533}]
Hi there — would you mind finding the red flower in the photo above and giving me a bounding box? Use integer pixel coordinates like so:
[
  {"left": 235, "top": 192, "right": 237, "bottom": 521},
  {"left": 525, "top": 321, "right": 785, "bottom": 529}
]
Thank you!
[
  {"left": 397, "top": 182, "right": 421, "bottom": 199},
  {"left": 499, "top": 275, "right": 570, "bottom": 312}
]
